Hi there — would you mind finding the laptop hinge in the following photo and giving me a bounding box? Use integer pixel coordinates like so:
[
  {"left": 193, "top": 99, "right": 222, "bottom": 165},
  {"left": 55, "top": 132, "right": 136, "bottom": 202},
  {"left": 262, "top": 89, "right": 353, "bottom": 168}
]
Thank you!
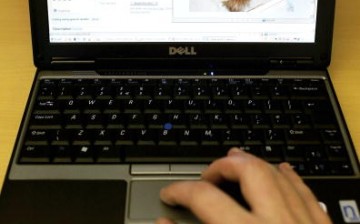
[{"left": 51, "top": 58, "right": 96, "bottom": 65}]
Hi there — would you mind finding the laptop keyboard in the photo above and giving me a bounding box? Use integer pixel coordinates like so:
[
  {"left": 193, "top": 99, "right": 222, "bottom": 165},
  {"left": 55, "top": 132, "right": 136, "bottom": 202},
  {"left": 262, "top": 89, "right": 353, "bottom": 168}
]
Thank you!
[{"left": 19, "top": 77, "right": 354, "bottom": 176}]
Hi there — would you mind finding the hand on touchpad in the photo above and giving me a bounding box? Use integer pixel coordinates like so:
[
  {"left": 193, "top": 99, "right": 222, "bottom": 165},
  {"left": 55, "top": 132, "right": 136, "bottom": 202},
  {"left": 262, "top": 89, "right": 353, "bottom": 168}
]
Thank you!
[
  {"left": 129, "top": 180, "right": 198, "bottom": 223},
  {"left": 129, "top": 180, "right": 247, "bottom": 224}
]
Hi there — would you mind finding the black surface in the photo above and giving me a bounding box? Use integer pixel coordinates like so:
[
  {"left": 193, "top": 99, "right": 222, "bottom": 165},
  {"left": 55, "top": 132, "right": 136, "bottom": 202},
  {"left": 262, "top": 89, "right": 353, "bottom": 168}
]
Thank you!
[
  {"left": 1, "top": 178, "right": 359, "bottom": 224},
  {"left": 304, "top": 178, "right": 360, "bottom": 224},
  {"left": 219, "top": 178, "right": 360, "bottom": 224},
  {"left": 0, "top": 180, "right": 127, "bottom": 224}
]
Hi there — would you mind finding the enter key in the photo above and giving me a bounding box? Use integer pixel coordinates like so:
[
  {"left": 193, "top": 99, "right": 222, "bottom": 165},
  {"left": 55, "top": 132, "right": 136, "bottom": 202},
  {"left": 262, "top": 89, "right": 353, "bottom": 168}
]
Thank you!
[{"left": 286, "top": 129, "right": 321, "bottom": 145}]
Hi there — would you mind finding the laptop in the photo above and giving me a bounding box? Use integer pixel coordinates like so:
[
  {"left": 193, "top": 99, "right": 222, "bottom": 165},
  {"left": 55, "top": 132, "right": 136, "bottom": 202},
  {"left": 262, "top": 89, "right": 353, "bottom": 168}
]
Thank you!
[{"left": 1, "top": 0, "right": 359, "bottom": 223}]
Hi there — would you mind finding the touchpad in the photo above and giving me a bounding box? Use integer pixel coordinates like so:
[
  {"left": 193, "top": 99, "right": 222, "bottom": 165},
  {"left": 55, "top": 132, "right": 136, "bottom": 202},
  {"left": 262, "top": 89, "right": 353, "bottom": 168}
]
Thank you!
[{"left": 129, "top": 180, "right": 199, "bottom": 223}]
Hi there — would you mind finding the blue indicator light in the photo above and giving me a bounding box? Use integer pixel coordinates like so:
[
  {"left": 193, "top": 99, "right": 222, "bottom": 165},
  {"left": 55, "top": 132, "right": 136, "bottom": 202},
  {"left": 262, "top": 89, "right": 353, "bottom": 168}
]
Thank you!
[{"left": 164, "top": 123, "right": 173, "bottom": 130}]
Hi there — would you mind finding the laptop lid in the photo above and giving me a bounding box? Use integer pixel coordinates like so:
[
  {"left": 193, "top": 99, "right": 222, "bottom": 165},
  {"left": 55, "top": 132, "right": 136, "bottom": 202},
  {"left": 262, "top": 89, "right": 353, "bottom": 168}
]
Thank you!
[{"left": 29, "top": 0, "right": 335, "bottom": 71}]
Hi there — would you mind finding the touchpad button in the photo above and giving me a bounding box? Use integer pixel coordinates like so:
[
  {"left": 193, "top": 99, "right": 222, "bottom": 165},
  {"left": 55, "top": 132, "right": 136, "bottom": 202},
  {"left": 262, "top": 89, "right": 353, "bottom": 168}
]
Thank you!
[{"left": 129, "top": 180, "right": 199, "bottom": 223}]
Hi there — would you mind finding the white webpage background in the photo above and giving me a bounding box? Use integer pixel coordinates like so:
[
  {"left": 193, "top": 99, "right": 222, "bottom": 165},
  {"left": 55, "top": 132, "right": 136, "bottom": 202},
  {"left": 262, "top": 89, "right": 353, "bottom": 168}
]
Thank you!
[{"left": 48, "top": 0, "right": 317, "bottom": 43}]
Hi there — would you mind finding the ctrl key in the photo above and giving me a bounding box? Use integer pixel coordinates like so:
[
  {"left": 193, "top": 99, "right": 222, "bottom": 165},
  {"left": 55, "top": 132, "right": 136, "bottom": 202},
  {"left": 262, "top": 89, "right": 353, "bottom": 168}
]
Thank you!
[{"left": 20, "top": 145, "right": 50, "bottom": 163}]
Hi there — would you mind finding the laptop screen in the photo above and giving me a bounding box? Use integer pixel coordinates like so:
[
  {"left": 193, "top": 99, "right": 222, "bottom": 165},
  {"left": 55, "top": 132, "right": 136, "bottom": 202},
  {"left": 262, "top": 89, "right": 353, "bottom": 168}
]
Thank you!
[{"left": 47, "top": 0, "right": 318, "bottom": 44}]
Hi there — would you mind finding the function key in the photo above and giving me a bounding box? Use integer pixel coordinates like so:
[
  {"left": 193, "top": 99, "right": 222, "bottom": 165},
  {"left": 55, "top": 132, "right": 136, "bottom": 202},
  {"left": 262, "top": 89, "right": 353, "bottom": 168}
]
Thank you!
[
  {"left": 38, "top": 79, "right": 57, "bottom": 99},
  {"left": 59, "top": 79, "right": 75, "bottom": 86}
]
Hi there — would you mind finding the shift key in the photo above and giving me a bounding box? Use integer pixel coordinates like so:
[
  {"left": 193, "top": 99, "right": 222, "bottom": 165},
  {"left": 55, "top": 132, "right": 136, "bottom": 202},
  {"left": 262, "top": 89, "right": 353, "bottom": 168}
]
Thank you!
[{"left": 286, "top": 129, "right": 321, "bottom": 145}]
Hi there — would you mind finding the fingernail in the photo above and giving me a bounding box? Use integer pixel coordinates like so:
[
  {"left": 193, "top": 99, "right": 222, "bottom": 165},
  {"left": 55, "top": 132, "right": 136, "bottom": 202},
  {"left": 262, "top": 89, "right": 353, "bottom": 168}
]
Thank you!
[
  {"left": 228, "top": 147, "right": 245, "bottom": 156},
  {"left": 279, "top": 162, "right": 293, "bottom": 171},
  {"left": 159, "top": 187, "right": 176, "bottom": 206}
]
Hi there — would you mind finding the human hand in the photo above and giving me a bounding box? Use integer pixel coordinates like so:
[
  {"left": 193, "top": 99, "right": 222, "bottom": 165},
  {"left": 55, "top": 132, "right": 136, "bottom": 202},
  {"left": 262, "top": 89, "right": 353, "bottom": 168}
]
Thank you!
[{"left": 156, "top": 147, "right": 332, "bottom": 224}]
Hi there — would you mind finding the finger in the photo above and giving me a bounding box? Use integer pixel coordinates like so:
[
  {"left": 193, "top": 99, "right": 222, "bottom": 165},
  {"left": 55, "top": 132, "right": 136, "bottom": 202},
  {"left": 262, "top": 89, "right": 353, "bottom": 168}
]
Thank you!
[
  {"left": 279, "top": 163, "right": 333, "bottom": 224},
  {"left": 272, "top": 163, "right": 315, "bottom": 223},
  {"left": 202, "top": 148, "right": 289, "bottom": 217},
  {"left": 155, "top": 217, "right": 176, "bottom": 224},
  {"left": 160, "top": 180, "right": 254, "bottom": 224},
  {"left": 227, "top": 148, "right": 315, "bottom": 222}
]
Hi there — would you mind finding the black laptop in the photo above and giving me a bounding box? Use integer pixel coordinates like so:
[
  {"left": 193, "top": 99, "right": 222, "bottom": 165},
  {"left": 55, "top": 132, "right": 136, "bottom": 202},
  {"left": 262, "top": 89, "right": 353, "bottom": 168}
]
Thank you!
[{"left": 1, "top": 0, "right": 359, "bottom": 223}]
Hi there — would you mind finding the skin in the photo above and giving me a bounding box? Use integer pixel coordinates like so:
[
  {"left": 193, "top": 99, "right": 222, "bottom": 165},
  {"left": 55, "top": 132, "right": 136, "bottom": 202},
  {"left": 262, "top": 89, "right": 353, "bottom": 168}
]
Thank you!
[{"left": 156, "top": 148, "right": 333, "bottom": 224}]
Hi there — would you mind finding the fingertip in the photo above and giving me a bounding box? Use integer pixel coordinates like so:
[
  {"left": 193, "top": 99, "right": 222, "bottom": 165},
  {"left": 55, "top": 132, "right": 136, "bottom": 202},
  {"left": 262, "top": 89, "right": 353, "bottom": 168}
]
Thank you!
[
  {"left": 155, "top": 217, "right": 176, "bottom": 224},
  {"left": 279, "top": 162, "right": 303, "bottom": 183},
  {"left": 227, "top": 147, "right": 245, "bottom": 156},
  {"left": 278, "top": 162, "right": 292, "bottom": 171},
  {"left": 159, "top": 186, "right": 177, "bottom": 207}
]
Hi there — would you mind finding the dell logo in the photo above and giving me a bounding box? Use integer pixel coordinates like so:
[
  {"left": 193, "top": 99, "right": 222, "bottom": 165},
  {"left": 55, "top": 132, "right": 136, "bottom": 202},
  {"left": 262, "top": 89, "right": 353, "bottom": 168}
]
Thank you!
[{"left": 169, "top": 46, "right": 197, "bottom": 56}]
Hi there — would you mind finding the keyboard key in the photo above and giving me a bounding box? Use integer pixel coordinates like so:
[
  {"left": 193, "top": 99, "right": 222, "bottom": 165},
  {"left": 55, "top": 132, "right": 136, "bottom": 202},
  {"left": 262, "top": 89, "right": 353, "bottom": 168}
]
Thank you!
[
  {"left": 179, "top": 129, "right": 200, "bottom": 145},
  {"left": 96, "top": 145, "right": 122, "bottom": 163},
  {"left": 272, "top": 114, "right": 291, "bottom": 128},
  {"left": 74, "top": 145, "right": 94, "bottom": 163},
  {"left": 244, "top": 130, "right": 264, "bottom": 145},
  {"left": 243, "top": 145, "right": 263, "bottom": 157},
  {"left": 209, "top": 114, "right": 228, "bottom": 129},
  {"left": 286, "top": 129, "right": 321, "bottom": 145},
  {"left": 321, "top": 129, "right": 342, "bottom": 143},
  {"left": 265, "top": 129, "right": 285, "bottom": 144},
  {"left": 251, "top": 114, "right": 270, "bottom": 128},
  {"left": 106, "top": 113, "right": 125, "bottom": 129},
  {"left": 212, "top": 86, "right": 229, "bottom": 99},
  {"left": 285, "top": 145, "right": 305, "bottom": 161},
  {"left": 329, "top": 162, "right": 354, "bottom": 175},
  {"left": 201, "top": 129, "right": 221, "bottom": 145},
  {"left": 289, "top": 162, "right": 308, "bottom": 175},
  {"left": 26, "top": 129, "right": 52, "bottom": 142},
  {"left": 326, "top": 145, "right": 348, "bottom": 159},
  {"left": 53, "top": 145, "right": 73, "bottom": 163},
  {"left": 127, "top": 114, "right": 145, "bottom": 129},
  {"left": 221, "top": 129, "right": 242, "bottom": 146},
  {"left": 313, "top": 114, "right": 337, "bottom": 128},
  {"left": 158, "top": 129, "right": 177, "bottom": 145},
  {"left": 229, "top": 114, "right": 250, "bottom": 129},
  {"left": 20, "top": 145, "right": 50, "bottom": 163},
  {"left": 124, "top": 145, "right": 225, "bottom": 163},
  {"left": 31, "top": 114, "right": 61, "bottom": 126},
  {"left": 114, "top": 129, "right": 135, "bottom": 145},
  {"left": 308, "top": 162, "right": 328, "bottom": 175},
  {"left": 35, "top": 100, "right": 58, "bottom": 110},
  {"left": 290, "top": 84, "right": 325, "bottom": 99},
  {"left": 262, "top": 145, "right": 283, "bottom": 162},
  {"left": 245, "top": 99, "right": 262, "bottom": 113},
  {"left": 304, "top": 146, "right": 327, "bottom": 162},
  {"left": 292, "top": 114, "right": 311, "bottom": 128},
  {"left": 136, "top": 129, "right": 156, "bottom": 145}
]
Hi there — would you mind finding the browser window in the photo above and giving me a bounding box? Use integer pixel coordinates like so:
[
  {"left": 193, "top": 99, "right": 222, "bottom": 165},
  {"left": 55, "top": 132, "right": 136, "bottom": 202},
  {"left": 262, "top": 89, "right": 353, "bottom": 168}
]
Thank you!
[{"left": 47, "top": 0, "right": 318, "bottom": 43}]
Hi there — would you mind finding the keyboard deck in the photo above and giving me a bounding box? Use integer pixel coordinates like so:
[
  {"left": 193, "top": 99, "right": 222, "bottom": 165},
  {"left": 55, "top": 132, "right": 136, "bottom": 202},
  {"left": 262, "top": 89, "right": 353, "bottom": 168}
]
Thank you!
[{"left": 19, "top": 77, "right": 354, "bottom": 176}]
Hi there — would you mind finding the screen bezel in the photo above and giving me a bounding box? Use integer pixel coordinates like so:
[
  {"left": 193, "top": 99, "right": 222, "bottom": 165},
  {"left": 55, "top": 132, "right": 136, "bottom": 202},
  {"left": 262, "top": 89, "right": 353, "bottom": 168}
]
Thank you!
[{"left": 29, "top": 0, "right": 335, "bottom": 69}]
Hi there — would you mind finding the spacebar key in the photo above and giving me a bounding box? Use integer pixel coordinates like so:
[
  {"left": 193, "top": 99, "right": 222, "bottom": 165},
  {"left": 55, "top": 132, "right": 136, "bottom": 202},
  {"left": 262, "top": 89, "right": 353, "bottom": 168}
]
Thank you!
[{"left": 124, "top": 145, "right": 226, "bottom": 163}]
